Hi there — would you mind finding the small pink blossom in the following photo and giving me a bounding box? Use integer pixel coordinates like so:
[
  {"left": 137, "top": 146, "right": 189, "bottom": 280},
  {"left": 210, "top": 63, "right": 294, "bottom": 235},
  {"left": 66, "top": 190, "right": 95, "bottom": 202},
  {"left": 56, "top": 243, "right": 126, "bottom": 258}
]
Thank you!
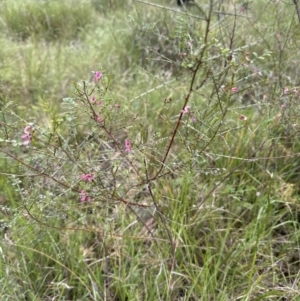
[
  {"left": 97, "top": 101, "right": 103, "bottom": 106},
  {"left": 96, "top": 114, "right": 103, "bottom": 123},
  {"left": 21, "top": 125, "right": 33, "bottom": 145},
  {"left": 239, "top": 5, "right": 246, "bottom": 13},
  {"left": 91, "top": 96, "right": 96, "bottom": 104},
  {"left": 181, "top": 106, "right": 191, "bottom": 114},
  {"left": 231, "top": 87, "right": 238, "bottom": 93},
  {"left": 21, "top": 135, "right": 31, "bottom": 145},
  {"left": 125, "top": 139, "right": 131, "bottom": 152},
  {"left": 283, "top": 87, "right": 289, "bottom": 95},
  {"left": 239, "top": 114, "right": 247, "bottom": 121},
  {"left": 80, "top": 190, "right": 91, "bottom": 202},
  {"left": 24, "top": 125, "right": 32, "bottom": 134},
  {"left": 280, "top": 104, "right": 286, "bottom": 110},
  {"left": 82, "top": 174, "right": 94, "bottom": 182},
  {"left": 190, "top": 116, "right": 196, "bottom": 123},
  {"left": 254, "top": 68, "right": 261, "bottom": 76},
  {"left": 94, "top": 71, "right": 102, "bottom": 82}
]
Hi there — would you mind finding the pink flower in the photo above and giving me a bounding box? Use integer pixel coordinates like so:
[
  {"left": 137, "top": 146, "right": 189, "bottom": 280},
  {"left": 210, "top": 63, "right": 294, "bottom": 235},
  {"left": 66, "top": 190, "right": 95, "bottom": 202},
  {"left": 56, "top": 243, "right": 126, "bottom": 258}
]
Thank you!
[
  {"left": 91, "top": 96, "right": 96, "bottom": 104},
  {"left": 21, "top": 125, "right": 33, "bottom": 145},
  {"left": 80, "top": 190, "right": 91, "bottom": 202},
  {"left": 280, "top": 104, "right": 286, "bottom": 110},
  {"left": 231, "top": 87, "right": 238, "bottom": 93},
  {"left": 94, "top": 71, "right": 102, "bottom": 82},
  {"left": 239, "top": 5, "right": 246, "bottom": 13},
  {"left": 96, "top": 114, "right": 103, "bottom": 123},
  {"left": 190, "top": 116, "right": 196, "bottom": 123},
  {"left": 82, "top": 174, "right": 94, "bottom": 182},
  {"left": 239, "top": 114, "right": 247, "bottom": 121},
  {"left": 125, "top": 139, "right": 131, "bottom": 152},
  {"left": 97, "top": 101, "right": 103, "bottom": 106},
  {"left": 24, "top": 125, "right": 32, "bottom": 134},
  {"left": 181, "top": 106, "right": 191, "bottom": 114},
  {"left": 283, "top": 87, "right": 289, "bottom": 95}
]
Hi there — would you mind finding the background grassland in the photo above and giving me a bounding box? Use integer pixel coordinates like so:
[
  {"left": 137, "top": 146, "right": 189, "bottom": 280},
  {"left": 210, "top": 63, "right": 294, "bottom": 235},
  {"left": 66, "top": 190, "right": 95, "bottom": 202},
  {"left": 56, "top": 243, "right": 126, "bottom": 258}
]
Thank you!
[{"left": 1, "top": 0, "right": 300, "bottom": 300}]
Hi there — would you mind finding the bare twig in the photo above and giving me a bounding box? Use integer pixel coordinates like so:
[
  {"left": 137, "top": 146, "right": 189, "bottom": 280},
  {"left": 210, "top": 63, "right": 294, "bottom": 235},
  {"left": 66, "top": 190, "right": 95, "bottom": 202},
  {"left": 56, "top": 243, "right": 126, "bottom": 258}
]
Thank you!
[{"left": 293, "top": 0, "right": 300, "bottom": 23}]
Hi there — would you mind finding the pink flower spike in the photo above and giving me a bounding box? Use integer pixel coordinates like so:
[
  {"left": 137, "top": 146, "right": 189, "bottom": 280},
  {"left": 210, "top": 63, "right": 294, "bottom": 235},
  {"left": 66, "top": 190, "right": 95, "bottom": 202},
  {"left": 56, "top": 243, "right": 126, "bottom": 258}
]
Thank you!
[
  {"left": 125, "top": 139, "right": 131, "bottom": 153},
  {"left": 91, "top": 96, "right": 96, "bottom": 104},
  {"left": 94, "top": 71, "right": 103, "bottom": 82},
  {"left": 181, "top": 106, "right": 191, "bottom": 114},
  {"left": 82, "top": 174, "right": 94, "bottom": 182},
  {"left": 231, "top": 87, "right": 238, "bottom": 93}
]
